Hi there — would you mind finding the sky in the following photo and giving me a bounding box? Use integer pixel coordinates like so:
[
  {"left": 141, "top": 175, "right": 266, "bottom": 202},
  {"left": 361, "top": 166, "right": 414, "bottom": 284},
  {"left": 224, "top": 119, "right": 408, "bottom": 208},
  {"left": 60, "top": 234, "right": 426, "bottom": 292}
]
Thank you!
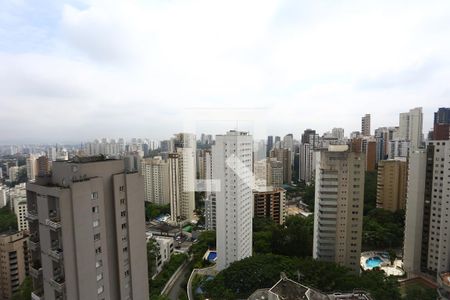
[{"left": 1, "top": 0, "right": 450, "bottom": 144}]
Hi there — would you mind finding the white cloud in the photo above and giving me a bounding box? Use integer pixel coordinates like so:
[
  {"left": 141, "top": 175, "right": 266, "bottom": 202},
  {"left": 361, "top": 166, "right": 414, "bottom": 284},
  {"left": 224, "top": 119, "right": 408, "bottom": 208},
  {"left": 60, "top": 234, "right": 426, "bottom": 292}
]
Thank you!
[{"left": 1, "top": 0, "right": 450, "bottom": 143}]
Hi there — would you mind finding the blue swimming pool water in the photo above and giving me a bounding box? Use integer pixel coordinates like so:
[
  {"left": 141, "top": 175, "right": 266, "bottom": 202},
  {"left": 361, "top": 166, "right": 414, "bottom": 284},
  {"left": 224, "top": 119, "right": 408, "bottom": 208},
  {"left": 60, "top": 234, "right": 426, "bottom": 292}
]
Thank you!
[
  {"left": 366, "top": 256, "right": 383, "bottom": 268},
  {"left": 207, "top": 251, "right": 217, "bottom": 262}
]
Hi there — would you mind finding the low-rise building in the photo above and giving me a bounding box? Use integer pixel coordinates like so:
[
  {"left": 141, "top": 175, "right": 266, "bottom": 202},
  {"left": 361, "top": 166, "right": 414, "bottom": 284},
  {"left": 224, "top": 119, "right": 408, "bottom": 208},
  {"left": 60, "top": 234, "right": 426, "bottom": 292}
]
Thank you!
[
  {"left": 248, "top": 274, "right": 372, "bottom": 300},
  {"left": 253, "top": 187, "right": 286, "bottom": 224}
]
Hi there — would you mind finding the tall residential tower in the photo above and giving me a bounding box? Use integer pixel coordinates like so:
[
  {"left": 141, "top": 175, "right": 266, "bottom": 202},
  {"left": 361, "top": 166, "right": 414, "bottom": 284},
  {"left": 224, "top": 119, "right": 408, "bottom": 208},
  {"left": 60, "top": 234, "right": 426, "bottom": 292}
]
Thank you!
[
  {"left": 313, "top": 145, "right": 365, "bottom": 273},
  {"left": 26, "top": 157, "right": 149, "bottom": 300},
  {"left": 214, "top": 131, "right": 253, "bottom": 271}
]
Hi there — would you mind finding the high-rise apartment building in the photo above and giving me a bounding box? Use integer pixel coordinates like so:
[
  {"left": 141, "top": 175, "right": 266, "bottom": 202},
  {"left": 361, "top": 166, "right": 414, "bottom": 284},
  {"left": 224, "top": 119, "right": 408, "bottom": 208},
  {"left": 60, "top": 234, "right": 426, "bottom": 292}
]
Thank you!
[
  {"left": 433, "top": 107, "right": 450, "bottom": 140},
  {"left": 253, "top": 187, "right": 286, "bottom": 224},
  {"left": 267, "top": 158, "right": 283, "bottom": 188},
  {"left": 26, "top": 157, "right": 149, "bottom": 300},
  {"left": 214, "top": 130, "right": 253, "bottom": 271},
  {"left": 299, "top": 143, "right": 315, "bottom": 184},
  {"left": 266, "top": 136, "right": 273, "bottom": 157},
  {"left": 0, "top": 231, "right": 29, "bottom": 300},
  {"left": 361, "top": 114, "right": 371, "bottom": 136},
  {"left": 313, "top": 145, "right": 365, "bottom": 273},
  {"left": 141, "top": 156, "right": 169, "bottom": 205},
  {"left": 301, "top": 129, "right": 318, "bottom": 147},
  {"left": 203, "top": 149, "right": 216, "bottom": 231},
  {"left": 26, "top": 155, "right": 38, "bottom": 180},
  {"left": 398, "top": 107, "right": 424, "bottom": 150},
  {"left": 404, "top": 141, "right": 450, "bottom": 290},
  {"left": 8, "top": 166, "right": 19, "bottom": 182},
  {"left": 14, "top": 199, "right": 29, "bottom": 232},
  {"left": 376, "top": 159, "right": 407, "bottom": 212},
  {"left": 270, "top": 148, "right": 292, "bottom": 184},
  {"left": 167, "top": 133, "right": 196, "bottom": 224},
  {"left": 37, "top": 156, "right": 50, "bottom": 177},
  {"left": 331, "top": 128, "right": 345, "bottom": 141}
]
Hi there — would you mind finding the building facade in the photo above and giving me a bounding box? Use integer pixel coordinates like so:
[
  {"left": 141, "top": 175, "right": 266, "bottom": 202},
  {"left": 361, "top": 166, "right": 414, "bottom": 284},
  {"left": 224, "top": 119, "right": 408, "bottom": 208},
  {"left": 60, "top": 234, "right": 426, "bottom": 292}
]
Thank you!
[
  {"left": 376, "top": 159, "right": 407, "bottom": 212},
  {"left": 26, "top": 157, "right": 149, "bottom": 300},
  {"left": 0, "top": 231, "right": 29, "bottom": 300},
  {"left": 141, "top": 157, "right": 170, "bottom": 205},
  {"left": 361, "top": 114, "right": 371, "bottom": 136},
  {"left": 404, "top": 141, "right": 450, "bottom": 285},
  {"left": 253, "top": 187, "right": 286, "bottom": 224},
  {"left": 313, "top": 145, "right": 365, "bottom": 273},
  {"left": 214, "top": 130, "right": 253, "bottom": 271}
]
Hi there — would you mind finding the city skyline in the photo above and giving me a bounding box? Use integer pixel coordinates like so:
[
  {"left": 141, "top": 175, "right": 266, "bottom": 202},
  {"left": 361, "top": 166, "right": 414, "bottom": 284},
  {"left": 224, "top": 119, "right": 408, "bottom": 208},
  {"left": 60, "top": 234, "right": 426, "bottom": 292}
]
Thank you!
[{"left": 2, "top": 1, "right": 450, "bottom": 143}]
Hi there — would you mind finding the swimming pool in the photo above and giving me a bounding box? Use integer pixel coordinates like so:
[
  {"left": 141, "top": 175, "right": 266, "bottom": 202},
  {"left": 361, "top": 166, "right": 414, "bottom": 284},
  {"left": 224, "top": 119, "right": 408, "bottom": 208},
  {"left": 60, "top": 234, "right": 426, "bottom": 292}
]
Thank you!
[
  {"left": 366, "top": 256, "right": 383, "bottom": 268},
  {"left": 207, "top": 251, "right": 217, "bottom": 262}
]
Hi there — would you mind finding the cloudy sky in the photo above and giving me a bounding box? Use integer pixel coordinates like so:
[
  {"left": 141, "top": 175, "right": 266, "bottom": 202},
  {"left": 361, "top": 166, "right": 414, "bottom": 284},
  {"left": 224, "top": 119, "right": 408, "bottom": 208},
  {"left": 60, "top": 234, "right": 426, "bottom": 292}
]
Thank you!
[{"left": 1, "top": 0, "right": 450, "bottom": 144}]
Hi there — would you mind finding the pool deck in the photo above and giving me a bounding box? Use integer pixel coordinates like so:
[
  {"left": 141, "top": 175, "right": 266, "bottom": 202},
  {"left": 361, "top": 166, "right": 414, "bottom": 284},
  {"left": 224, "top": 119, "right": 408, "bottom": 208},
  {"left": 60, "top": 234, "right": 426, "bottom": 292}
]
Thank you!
[{"left": 360, "top": 251, "right": 405, "bottom": 276}]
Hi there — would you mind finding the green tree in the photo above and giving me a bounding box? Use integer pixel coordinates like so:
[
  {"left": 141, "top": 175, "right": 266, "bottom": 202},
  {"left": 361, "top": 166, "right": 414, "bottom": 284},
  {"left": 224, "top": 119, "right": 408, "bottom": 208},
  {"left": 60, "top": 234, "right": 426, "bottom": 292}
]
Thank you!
[
  {"left": 0, "top": 205, "right": 18, "bottom": 233},
  {"left": 145, "top": 202, "right": 170, "bottom": 221},
  {"left": 403, "top": 284, "right": 437, "bottom": 300},
  {"left": 362, "top": 209, "right": 405, "bottom": 250},
  {"left": 16, "top": 167, "right": 28, "bottom": 184},
  {"left": 364, "top": 171, "right": 377, "bottom": 214},
  {"left": 12, "top": 277, "right": 32, "bottom": 300},
  {"left": 302, "top": 182, "right": 315, "bottom": 209},
  {"left": 147, "top": 239, "right": 160, "bottom": 277},
  {"left": 202, "top": 254, "right": 401, "bottom": 300},
  {"left": 191, "top": 231, "right": 216, "bottom": 267}
]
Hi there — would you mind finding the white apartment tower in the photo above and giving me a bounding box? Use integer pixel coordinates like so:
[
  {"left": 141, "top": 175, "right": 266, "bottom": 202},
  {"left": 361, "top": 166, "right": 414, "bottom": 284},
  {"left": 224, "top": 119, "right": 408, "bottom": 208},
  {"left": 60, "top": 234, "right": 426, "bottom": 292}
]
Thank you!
[
  {"left": 214, "top": 130, "right": 253, "bottom": 271},
  {"left": 299, "top": 143, "right": 315, "bottom": 184},
  {"left": 203, "top": 150, "right": 216, "bottom": 230},
  {"left": 399, "top": 107, "right": 424, "bottom": 150},
  {"left": 404, "top": 141, "right": 450, "bottom": 289},
  {"left": 141, "top": 157, "right": 170, "bottom": 205},
  {"left": 313, "top": 145, "right": 365, "bottom": 273}
]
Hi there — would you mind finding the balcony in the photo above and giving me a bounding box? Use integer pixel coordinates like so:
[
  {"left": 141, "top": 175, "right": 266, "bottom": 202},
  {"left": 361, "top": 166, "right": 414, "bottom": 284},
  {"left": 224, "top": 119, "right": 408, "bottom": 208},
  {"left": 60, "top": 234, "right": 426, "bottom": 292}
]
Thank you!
[
  {"left": 29, "top": 265, "right": 42, "bottom": 278},
  {"left": 29, "top": 239, "right": 40, "bottom": 251},
  {"left": 48, "top": 248, "right": 63, "bottom": 261},
  {"left": 26, "top": 211, "right": 39, "bottom": 221},
  {"left": 50, "top": 277, "right": 65, "bottom": 293},
  {"left": 31, "top": 290, "right": 44, "bottom": 300},
  {"left": 45, "top": 218, "right": 61, "bottom": 230}
]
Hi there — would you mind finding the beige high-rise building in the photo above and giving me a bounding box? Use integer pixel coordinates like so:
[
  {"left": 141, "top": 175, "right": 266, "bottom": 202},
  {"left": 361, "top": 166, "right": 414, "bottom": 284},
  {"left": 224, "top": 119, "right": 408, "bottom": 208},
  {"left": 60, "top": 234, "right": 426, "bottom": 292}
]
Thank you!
[
  {"left": 376, "top": 159, "right": 407, "bottom": 212},
  {"left": 141, "top": 156, "right": 170, "bottom": 205},
  {"left": 168, "top": 134, "right": 196, "bottom": 224},
  {"left": 361, "top": 114, "right": 371, "bottom": 136},
  {"left": 0, "top": 231, "right": 29, "bottom": 300},
  {"left": 26, "top": 157, "right": 149, "bottom": 300},
  {"left": 267, "top": 158, "right": 283, "bottom": 188},
  {"left": 26, "top": 155, "right": 38, "bottom": 181},
  {"left": 313, "top": 145, "right": 365, "bottom": 273}
]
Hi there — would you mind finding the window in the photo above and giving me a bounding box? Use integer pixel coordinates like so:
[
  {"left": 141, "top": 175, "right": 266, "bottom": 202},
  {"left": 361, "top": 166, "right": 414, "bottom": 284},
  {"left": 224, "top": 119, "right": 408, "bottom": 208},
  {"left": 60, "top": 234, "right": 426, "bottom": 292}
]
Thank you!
[
  {"left": 93, "top": 220, "right": 99, "bottom": 228},
  {"left": 96, "top": 259, "right": 103, "bottom": 268},
  {"left": 91, "top": 192, "right": 98, "bottom": 200},
  {"left": 94, "top": 233, "right": 101, "bottom": 241},
  {"left": 92, "top": 206, "right": 99, "bottom": 213},
  {"left": 95, "top": 246, "right": 102, "bottom": 254},
  {"left": 97, "top": 273, "right": 103, "bottom": 281},
  {"left": 97, "top": 285, "right": 104, "bottom": 294}
]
